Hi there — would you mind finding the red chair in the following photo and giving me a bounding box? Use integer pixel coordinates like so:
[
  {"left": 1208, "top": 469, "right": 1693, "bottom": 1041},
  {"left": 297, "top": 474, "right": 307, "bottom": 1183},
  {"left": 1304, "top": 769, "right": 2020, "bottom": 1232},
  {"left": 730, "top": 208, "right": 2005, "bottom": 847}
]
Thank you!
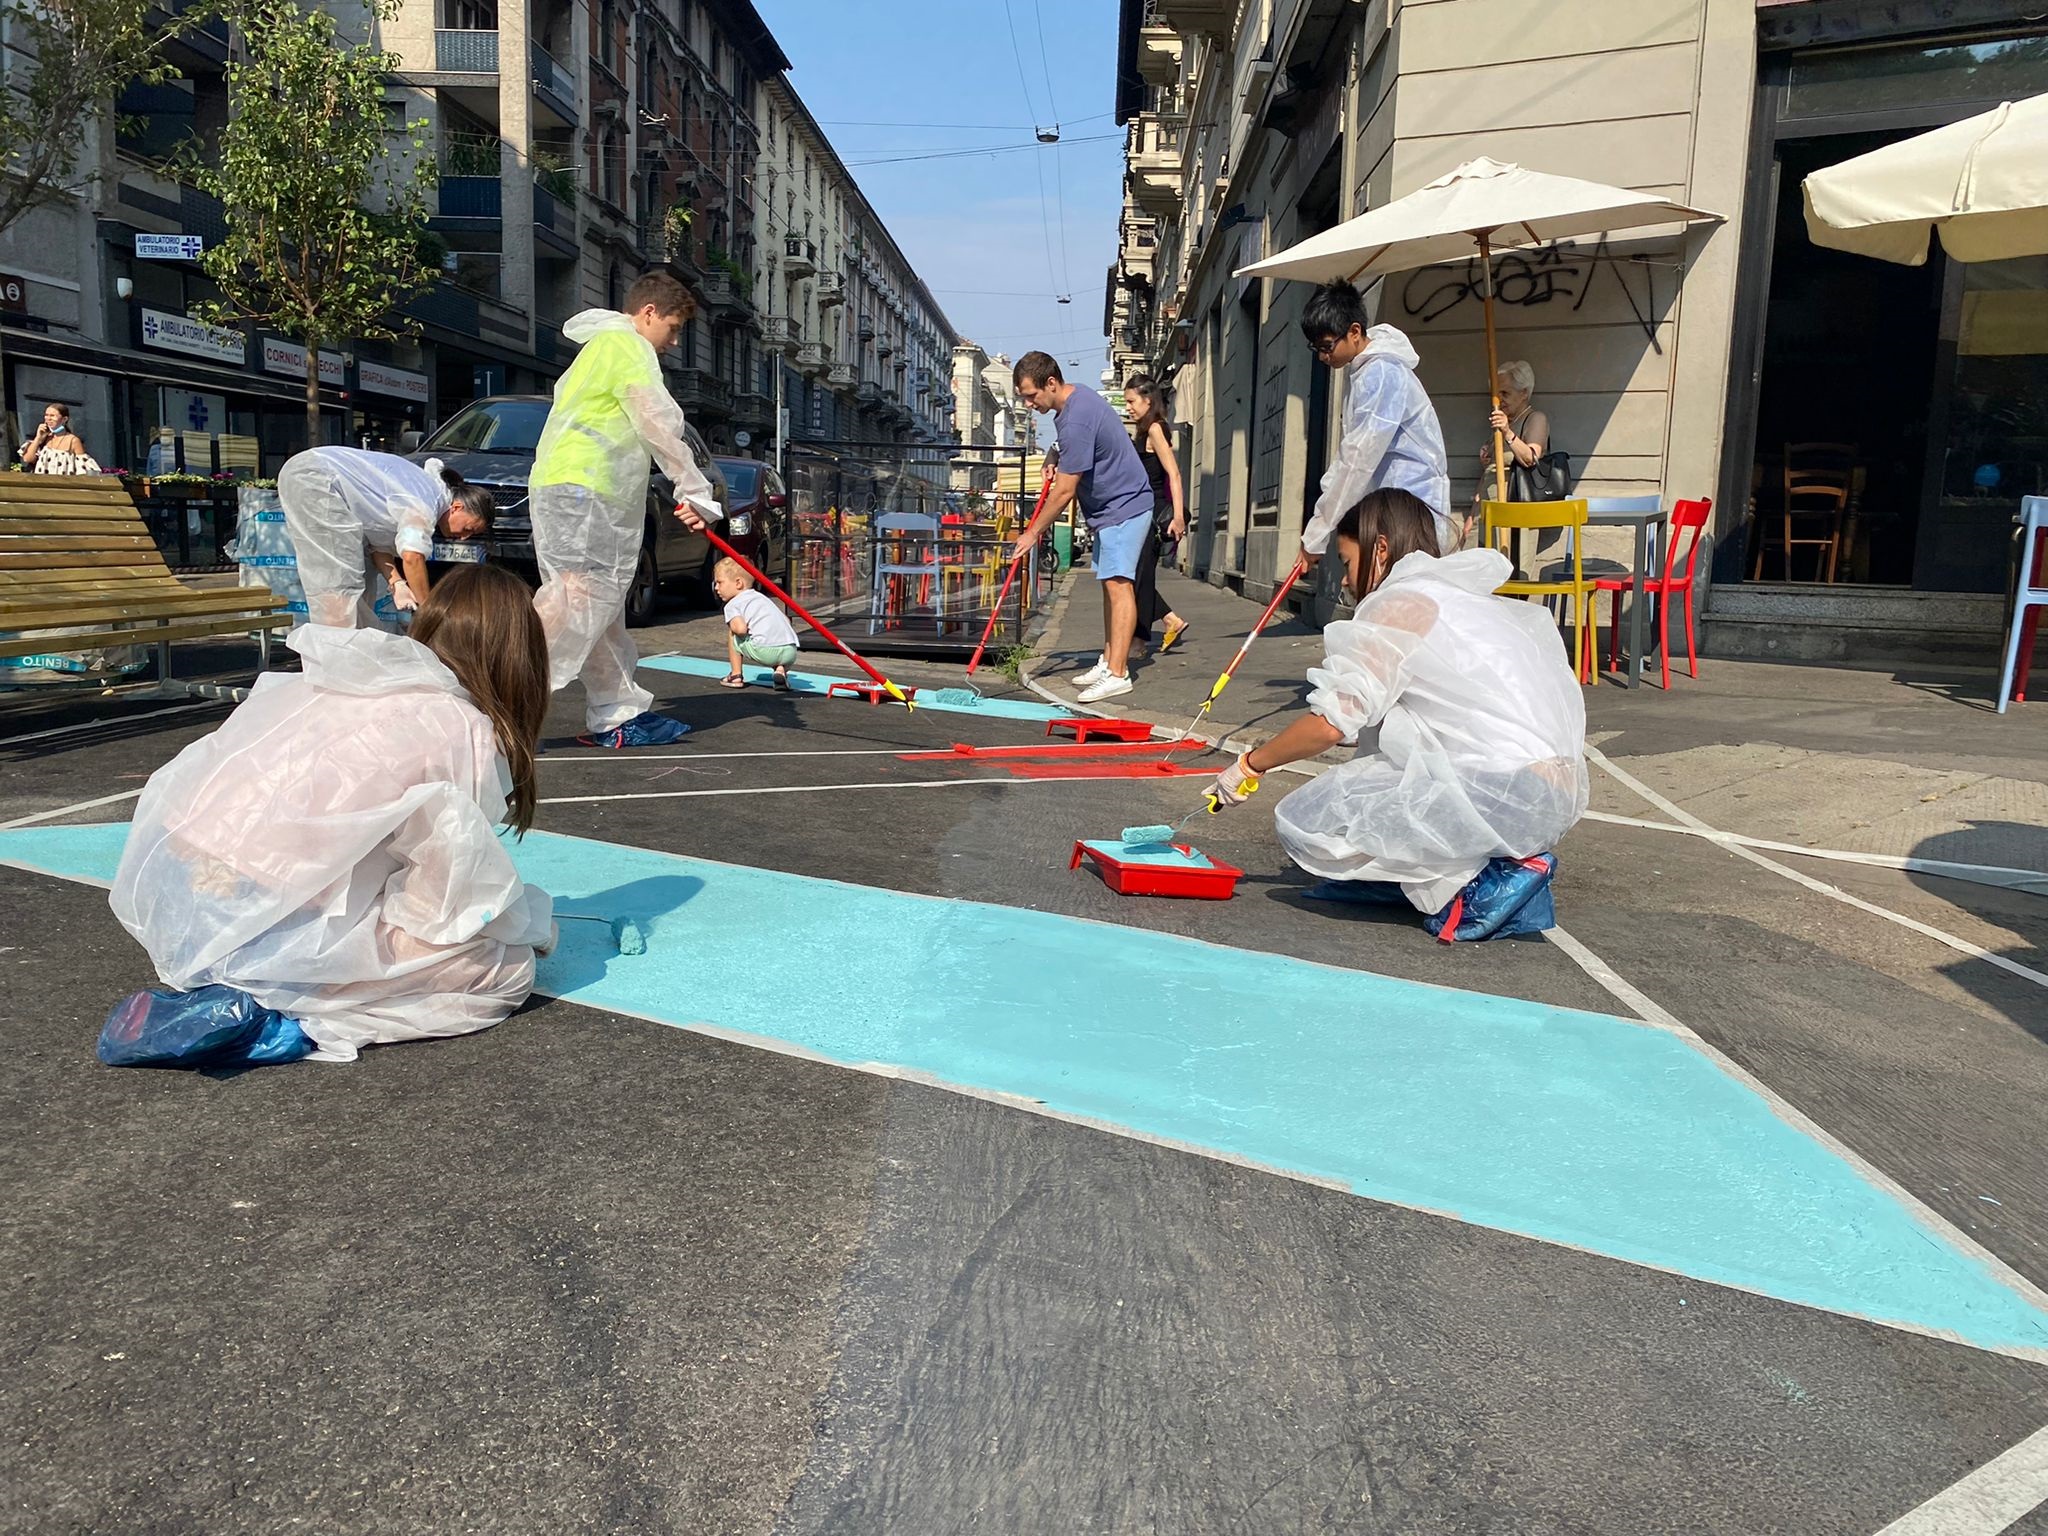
[{"left": 1590, "top": 497, "right": 1711, "bottom": 689}]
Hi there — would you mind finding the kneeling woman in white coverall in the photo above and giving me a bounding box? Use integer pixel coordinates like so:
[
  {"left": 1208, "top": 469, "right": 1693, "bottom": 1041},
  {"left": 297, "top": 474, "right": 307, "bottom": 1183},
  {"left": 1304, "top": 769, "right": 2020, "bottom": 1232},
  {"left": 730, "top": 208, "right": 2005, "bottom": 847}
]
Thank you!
[
  {"left": 1208, "top": 488, "right": 1588, "bottom": 940},
  {"left": 276, "top": 446, "right": 496, "bottom": 628},
  {"left": 109, "top": 563, "right": 557, "bottom": 1061}
]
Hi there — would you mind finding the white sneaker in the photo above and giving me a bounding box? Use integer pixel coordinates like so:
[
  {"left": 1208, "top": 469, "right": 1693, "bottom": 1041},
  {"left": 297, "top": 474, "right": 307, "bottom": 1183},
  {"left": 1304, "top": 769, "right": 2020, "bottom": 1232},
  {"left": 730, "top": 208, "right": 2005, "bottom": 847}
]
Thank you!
[
  {"left": 1076, "top": 671, "right": 1134, "bottom": 703},
  {"left": 1072, "top": 655, "right": 1110, "bottom": 688}
]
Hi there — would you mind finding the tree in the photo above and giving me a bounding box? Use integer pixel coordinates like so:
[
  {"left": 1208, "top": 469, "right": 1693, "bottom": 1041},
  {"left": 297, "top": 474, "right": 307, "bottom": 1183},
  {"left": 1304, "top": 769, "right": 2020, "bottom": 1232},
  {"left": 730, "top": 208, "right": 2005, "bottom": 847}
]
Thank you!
[
  {"left": 183, "top": 0, "right": 438, "bottom": 449},
  {"left": 0, "top": 0, "right": 176, "bottom": 439}
]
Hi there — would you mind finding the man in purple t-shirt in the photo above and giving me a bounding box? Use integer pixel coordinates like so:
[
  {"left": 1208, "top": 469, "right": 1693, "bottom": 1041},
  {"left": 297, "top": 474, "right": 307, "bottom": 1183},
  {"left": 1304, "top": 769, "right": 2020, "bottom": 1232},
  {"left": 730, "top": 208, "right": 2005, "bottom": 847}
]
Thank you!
[{"left": 1009, "top": 351, "right": 1154, "bottom": 702}]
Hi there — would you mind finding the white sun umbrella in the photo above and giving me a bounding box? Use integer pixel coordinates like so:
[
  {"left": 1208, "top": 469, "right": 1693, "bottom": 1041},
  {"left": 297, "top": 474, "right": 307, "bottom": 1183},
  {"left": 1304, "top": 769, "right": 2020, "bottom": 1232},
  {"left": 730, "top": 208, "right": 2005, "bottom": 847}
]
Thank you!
[
  {"left": 1238, "top": 156, "right": 1720, "bottom": 499},
  {"left": 1804, "top": 94, "right": 2048, "bottom": 266}
]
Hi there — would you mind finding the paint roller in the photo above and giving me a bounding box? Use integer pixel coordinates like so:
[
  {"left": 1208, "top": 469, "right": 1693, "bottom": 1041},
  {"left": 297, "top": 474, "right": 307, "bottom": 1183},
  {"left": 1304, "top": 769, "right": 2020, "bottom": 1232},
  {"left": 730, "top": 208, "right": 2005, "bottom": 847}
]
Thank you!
[
  {"left": 1118, "top": 765, "right": 1263, "bottom": 848},
  {"left": 556, "top": 913, "right": 648, "bottom": 955}
]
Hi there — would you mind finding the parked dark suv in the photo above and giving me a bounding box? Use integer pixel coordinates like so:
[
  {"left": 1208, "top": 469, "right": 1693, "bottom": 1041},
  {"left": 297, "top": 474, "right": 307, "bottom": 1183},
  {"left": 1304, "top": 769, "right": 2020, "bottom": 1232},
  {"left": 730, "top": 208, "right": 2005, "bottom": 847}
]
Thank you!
[{"left": 411, "top": 395, "right": 785, "bottom": 625}]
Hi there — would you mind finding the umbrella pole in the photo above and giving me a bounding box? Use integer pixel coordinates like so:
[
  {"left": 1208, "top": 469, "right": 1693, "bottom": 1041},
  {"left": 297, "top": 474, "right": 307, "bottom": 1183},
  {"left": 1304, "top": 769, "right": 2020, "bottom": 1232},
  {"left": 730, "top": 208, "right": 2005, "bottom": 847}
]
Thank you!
[{"left": 1479, "top": 230, "right": 1508, "bottom": 505}]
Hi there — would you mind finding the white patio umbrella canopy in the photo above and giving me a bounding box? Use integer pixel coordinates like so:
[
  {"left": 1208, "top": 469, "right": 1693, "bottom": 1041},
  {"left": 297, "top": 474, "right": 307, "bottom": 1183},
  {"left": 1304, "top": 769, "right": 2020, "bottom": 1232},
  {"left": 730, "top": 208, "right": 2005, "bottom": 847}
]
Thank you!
[
  {"left": 1803, "top": 94, "right": 2048, "bottom": 267},
  {"left": 1235, "top": 156, "right": 1719, "bottom": 500},
  {"left": 1235, "top": 156, "right": 1717, "bottom": 286}
]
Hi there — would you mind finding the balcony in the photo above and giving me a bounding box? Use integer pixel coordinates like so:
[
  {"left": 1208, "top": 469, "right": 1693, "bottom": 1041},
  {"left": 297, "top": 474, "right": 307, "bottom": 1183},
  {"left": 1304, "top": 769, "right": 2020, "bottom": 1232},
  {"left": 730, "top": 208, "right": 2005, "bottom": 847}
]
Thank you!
[
  {"left": 795, "top": 342, "right": 828, "bottom": 377},
  {"left": 856, "top": 315, "right": 875, "bottom": 341},
  {"left": 782, "top": 236, "right": 817, "bottom": 279},
  {"left": 1131, "top": 113, "right": 1187, "bottom": 217},
  {"left": 731, "top": 386, "right": 772, "bottom": 425},
  {"left": 434, "top": 28, "right": 498, "bottom": 72},
  {"left": 699, "top": 267, "right": 748, "bottom": 314},
  {"left": 857, "top": 380, "right": 884, "bottom": 406},
  {"left": 437, "top": 177, "right": 501, "bottom": 219},
  {"left": 759, "top": 314, "right": 798, "bottom": 355},
  {"left": 876, "top": 339, "right": 894, "bottom": 359},
  {"left": 1151, "top": 0, "right": 1233, "bottom": 39},
  {"left": 826, "top": 362, "right": 857, "bottom": 390},
  {"left": 1137, "top": 19, "right": 1181, "bottom": 84},
  {"left": 816, "top": 273, "right": 845, "bottom": 308},
  {"left": 673, "top": 366, "right": 731, "bottom": 416},
  {"left": 530, "top": 44, "right": 577, "bottom": 123}
]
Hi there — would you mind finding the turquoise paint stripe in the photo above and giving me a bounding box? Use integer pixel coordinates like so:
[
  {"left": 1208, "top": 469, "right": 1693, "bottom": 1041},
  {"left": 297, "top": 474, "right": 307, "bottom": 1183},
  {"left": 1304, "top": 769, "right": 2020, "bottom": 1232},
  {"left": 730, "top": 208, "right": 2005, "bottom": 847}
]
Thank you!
[
  {"left": 8, "top": 820, "right": 2047, "bottom": 1352},
  {"left": 638, "top": 652, "right": 1076, "bottom": 722}
]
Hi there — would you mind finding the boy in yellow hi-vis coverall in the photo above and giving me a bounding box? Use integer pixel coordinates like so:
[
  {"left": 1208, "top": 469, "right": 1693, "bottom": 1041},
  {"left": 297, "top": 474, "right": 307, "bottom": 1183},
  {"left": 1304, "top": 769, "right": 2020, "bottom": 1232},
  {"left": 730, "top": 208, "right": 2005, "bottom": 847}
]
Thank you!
[{"left": 530, "top": 270, "right": 721, "bottom": 747}]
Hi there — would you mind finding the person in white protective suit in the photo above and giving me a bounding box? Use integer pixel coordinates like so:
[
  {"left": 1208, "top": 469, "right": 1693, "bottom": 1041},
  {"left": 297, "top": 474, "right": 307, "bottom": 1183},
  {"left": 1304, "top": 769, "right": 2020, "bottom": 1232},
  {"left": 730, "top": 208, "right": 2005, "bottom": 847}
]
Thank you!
[
  {"left": 529, "top": 269, "right": 721, "bottom": 748},
  {"left": 1207, "top": 488, "right": 1587, "bottom": 941},
  {"left": 276, "top": 447, "right": 495, "bottom": 629},
  {"left": 109, "top": 564, "right": 558, "bottom": 1061},
  {"left": 1299, "top": 280, "right": 1455, "bottom": 559}
]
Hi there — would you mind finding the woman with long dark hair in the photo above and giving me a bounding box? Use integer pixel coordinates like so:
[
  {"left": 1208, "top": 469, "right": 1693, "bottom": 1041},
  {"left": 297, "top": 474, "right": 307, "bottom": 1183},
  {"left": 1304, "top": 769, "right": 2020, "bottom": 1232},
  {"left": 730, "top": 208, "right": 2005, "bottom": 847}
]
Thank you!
[
  {"left": 1122, "top": 374, "right": 1190, "bottom": 654},
  {"left": 1204, "top": 488, "right": 1587, "bottom": 941},
  {"left": 107, "top": 564, "right": 558, "bottom": 1063}
]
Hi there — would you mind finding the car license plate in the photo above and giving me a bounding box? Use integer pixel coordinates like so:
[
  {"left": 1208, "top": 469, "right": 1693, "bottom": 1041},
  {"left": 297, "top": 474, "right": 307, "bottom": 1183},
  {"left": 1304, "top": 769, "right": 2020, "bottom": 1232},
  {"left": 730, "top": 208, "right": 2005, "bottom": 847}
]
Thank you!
[{"left": 432, "top": 540, "right": 486, "bottom": 564}]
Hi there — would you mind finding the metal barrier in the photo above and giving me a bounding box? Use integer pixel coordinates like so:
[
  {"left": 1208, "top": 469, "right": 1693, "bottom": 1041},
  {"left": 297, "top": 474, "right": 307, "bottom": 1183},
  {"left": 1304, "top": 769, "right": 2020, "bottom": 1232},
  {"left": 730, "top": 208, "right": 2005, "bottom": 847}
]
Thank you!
[{"left": 783, "top": 441, "right": 1052, "bottom": 656}]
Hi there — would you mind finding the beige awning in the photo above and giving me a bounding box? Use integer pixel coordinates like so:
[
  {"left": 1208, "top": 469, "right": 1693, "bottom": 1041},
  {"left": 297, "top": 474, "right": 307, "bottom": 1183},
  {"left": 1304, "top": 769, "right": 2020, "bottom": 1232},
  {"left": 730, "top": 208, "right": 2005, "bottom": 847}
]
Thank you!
[
  {"left": 1804, "top": 95, "right": 2048, "bottom": 266},
  {"left": 1235, "top": 156, "right": 1719, "bottom": 285}
]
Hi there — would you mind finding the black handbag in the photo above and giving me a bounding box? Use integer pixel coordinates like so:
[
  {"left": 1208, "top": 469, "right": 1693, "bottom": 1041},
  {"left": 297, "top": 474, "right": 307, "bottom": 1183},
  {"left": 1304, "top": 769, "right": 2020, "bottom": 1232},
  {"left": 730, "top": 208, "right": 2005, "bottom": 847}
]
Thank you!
[{"left": 1509, "top": 450, "right": 1573, "bottom": 502}]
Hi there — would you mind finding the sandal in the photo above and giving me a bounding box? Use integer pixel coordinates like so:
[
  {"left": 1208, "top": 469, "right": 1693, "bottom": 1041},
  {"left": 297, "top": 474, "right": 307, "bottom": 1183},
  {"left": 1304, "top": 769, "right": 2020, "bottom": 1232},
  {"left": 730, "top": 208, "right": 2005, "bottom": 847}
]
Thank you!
[
  {"left": 719, "top": 672, "right": 747, "bottom": 688},
  {"left": 1159, "top": 621, "right": 1191, "bottom": 654},
  {"left": 772, "top": 669, "right": 791, "bottom": 691}
]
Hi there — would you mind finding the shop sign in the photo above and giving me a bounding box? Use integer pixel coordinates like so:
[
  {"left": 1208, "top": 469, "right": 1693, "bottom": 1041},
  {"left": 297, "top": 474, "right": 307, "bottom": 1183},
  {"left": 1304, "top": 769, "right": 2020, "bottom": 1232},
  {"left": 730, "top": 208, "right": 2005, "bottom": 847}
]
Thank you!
[
  {"left": 260, "top": 336, "right": 346, "bottom": 387},
  {"left": 357, "top": 359, "right": 429, "bottom": 403},
  {"left": 135, "top": 233, "right": 205, "bottom": 260},
  {"left": 0, "top": 271, "right": 25, "bottom": 312},
  {"left": 139, "top": 307, "right": 245, "bottom": 364}
]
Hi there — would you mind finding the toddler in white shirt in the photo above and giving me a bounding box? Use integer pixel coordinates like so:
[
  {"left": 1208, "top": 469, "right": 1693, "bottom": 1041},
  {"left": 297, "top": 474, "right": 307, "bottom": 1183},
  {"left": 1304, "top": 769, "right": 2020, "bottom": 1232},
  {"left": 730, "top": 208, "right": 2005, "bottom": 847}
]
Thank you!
[{"left": 713, "top": 556, "right": 800, "bottom": 689}]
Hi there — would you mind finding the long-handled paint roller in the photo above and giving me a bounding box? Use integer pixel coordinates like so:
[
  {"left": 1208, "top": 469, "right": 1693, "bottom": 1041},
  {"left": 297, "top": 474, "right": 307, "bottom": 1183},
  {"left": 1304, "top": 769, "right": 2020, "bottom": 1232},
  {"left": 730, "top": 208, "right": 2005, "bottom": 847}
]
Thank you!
[
  {"left": 1119, "top": 764, "right": 1263, "bottom": 848},
  {"left": 692, "top": 514, "right": 916, "bottom": 709},
  {"left": 1164, "top": 556, "right": 1308, "bottom": 751},
  {"left": 931, "top": 462, "right": 1059, "bottom": 709},
  {"left": 556, "top": 912, "right": 648, "bottom": 955}
]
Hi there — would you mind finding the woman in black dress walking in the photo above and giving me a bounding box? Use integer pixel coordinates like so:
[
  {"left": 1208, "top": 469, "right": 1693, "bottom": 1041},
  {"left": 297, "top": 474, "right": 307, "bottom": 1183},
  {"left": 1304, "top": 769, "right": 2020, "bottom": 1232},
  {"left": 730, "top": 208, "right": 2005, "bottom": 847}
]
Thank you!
[{"left": 1122, "top": 375, "right": 1189, "bottom": 654}]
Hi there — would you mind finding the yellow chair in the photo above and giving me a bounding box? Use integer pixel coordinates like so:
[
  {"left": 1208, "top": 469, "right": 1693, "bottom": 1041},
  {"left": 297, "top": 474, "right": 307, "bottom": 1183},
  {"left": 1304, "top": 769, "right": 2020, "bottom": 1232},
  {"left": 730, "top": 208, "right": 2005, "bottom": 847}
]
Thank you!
[{"left": 1481, "top": 498, "right": 1593, "bottom": 683}]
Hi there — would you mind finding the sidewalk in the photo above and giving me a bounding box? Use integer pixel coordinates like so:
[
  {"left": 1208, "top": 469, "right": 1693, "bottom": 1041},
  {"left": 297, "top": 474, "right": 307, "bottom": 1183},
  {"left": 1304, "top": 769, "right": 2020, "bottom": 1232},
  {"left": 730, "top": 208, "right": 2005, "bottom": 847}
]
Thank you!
[{"left": 1028, "top": 568, "right": 2048, "bottom": 871}]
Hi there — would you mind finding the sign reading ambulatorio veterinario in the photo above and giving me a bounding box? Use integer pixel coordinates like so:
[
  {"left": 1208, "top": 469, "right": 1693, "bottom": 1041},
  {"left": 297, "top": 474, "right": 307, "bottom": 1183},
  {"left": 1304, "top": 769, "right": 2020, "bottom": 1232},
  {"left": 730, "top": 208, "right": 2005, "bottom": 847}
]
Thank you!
[{"left": 139, "top": 308, "right": 245, "bottom": 365}]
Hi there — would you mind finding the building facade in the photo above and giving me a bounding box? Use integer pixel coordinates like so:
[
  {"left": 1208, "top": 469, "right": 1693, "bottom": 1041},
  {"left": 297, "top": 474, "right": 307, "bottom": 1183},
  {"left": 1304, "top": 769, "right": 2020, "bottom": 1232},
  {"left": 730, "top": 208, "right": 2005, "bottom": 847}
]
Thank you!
[
  {"left": 1113, "top": 0, "right": 2048, "bottom": 656},
  {"left": 0, "top": 0, "right": 957, "bottom": 482},
  {"left": 755, "top": 78, "right": 959, "bottom": 461}
]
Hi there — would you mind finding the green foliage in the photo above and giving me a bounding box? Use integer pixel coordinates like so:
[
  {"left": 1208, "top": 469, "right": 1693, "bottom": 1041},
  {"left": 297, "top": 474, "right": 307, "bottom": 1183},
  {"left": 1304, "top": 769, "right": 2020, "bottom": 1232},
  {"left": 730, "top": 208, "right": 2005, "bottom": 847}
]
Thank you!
[
  {"left": 996, "top": 643, "right": 1033, "bottom": 684},
  {"left": 0, "top": 0, "right": 175, "bottom": 234},
  {"left": 181, "top": 0, "right": 438, "bottom": 441}
]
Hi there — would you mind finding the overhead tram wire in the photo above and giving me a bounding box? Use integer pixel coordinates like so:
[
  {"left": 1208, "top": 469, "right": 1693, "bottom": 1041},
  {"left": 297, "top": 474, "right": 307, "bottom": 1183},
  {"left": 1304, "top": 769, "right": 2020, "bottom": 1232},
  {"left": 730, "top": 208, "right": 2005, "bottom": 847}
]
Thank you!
[{"left": 1030, "top": 0, "right": 1074, "bottom": 297}]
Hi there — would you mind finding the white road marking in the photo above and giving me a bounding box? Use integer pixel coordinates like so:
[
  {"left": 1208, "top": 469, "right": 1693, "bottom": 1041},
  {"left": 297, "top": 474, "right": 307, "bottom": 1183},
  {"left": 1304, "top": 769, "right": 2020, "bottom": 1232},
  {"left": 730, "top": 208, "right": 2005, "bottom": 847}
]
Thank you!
[
  {"left": 0, "top": 788, "right": 144, "bottom": 830},
  {"left": 1582, "top": 809, "right": 2048, "bottom": 896},
  {"left": 1872, "top": 1421, "right": 2048, "bottom": 1534},
  {"left": 1586, "top": 745, "right": 2048, "bottom": 992},
  {"left": 540, "top": 774, "right": 1150, "bottom": 806},
  {"left": 0, "top": 704, "right": 218, "bottom": 750},
  {"left": 543, "top": 747, "right": 917, "bottom": 762}
]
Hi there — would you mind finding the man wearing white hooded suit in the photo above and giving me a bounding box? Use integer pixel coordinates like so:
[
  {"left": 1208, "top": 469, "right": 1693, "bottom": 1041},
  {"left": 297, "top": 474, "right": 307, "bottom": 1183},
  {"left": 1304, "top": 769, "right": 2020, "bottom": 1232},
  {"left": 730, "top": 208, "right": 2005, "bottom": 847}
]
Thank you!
[{"left": 1298, "top": 279, "right": 1455, "bottom": 560}]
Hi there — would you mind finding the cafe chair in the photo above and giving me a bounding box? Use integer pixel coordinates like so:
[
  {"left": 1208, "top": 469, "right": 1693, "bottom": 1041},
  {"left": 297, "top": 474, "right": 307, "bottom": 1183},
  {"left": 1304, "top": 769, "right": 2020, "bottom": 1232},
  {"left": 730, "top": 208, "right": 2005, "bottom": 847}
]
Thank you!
[
  {"left": 1483, "top": 498, "right": 1592, "bottom": 684},
  {"left": 1590, "top": 497, "right": 1711, "bottom": 689},
  {"left": 1997, "top": 495, "right": 2048, "bottom": 714},
  {"left": 1752, "top": 442, "right": 1854, "bottom": 583}
]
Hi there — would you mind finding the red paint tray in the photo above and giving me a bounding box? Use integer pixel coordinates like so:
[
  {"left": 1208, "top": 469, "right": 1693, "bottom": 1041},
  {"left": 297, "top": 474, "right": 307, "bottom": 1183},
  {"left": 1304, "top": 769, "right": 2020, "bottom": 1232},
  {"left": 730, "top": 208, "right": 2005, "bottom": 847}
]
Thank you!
[
  {"left": 1070, "top": 839, "right": 1244, "bottom": 900},
  {"left": 826, "top": 681, "right": 915, "bottom": 705},
  {"left": 1047, "top": 717, "right": 1156, "bottom": 743}
]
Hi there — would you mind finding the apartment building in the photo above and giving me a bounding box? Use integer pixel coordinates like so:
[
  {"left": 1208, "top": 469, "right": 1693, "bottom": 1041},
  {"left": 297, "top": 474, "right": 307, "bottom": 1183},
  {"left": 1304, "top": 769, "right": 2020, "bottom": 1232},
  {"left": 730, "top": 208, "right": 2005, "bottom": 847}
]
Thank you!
[
  {"left": 1113, "top": 0, "right": 2048, "bottom": 657},
  {"left": 0, "top": 0, "right": 957, "bottom": 481},
  {"left": 755, "top": 78, "right": 957, "bottom": 457}
]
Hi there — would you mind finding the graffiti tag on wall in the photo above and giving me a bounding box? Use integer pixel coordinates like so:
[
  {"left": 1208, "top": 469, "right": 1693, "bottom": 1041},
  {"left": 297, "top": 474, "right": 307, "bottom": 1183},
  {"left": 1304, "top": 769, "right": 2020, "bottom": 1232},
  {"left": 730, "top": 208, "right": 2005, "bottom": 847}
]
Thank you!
[{"left": 1397, "top": 237, "right": 1662, "bottom": 348}]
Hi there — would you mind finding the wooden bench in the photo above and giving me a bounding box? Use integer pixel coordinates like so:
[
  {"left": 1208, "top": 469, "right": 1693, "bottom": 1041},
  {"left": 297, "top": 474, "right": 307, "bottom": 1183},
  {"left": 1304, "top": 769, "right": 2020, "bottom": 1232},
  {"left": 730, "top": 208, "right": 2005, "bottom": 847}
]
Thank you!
[{"left": 0, "top": 475, "right": 290, "bottom": 697}]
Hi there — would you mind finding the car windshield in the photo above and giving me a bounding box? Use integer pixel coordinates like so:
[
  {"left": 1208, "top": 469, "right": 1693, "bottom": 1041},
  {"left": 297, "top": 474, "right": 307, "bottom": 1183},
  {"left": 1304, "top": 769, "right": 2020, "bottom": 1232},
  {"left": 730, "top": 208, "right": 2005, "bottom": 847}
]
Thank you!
[
  {"left": 722, "top": 462, "right": 759, "bottom": 498},
  {"left": 422, "top": 399, "right": 551, "bottom": 454}
]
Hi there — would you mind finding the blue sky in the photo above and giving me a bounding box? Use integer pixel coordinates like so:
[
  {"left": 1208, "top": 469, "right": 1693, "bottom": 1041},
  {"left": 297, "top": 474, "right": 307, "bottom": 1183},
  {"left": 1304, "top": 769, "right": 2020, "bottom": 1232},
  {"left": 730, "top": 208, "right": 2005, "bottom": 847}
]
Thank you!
[{"left": 754, "top": 0, "right": 1124, "bottom": 389}]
